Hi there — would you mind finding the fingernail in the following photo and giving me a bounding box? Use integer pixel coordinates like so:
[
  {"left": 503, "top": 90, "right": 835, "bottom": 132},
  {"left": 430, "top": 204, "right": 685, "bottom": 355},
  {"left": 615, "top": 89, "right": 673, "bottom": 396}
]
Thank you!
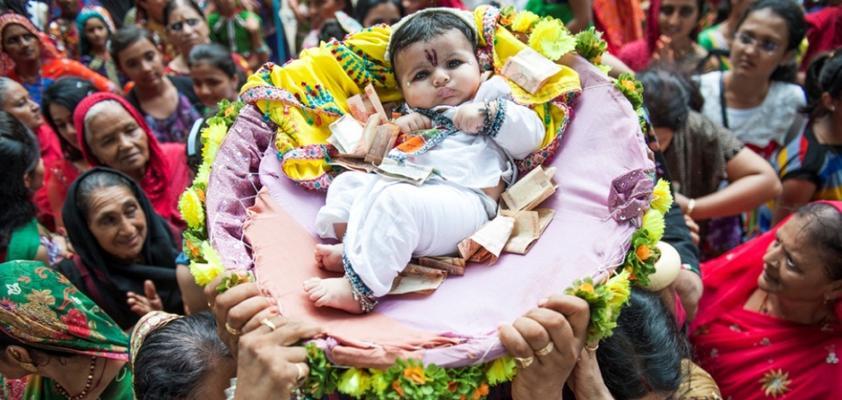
[{"left": 538, "top": 298, "right": 548, "bottom": 306}]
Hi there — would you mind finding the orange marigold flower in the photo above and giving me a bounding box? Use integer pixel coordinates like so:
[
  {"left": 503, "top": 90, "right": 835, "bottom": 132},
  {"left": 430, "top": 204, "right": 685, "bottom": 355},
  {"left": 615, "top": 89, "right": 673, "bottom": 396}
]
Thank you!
[
  {"left": 392, "top": 380, "right": 405, "bottom": 397},
  {"left": 403, "top": 366, "right": 427, "bottom": 385},
  {"left": 472, "top": 383, "right": 490, "bottom": 400},
  {"left": 636, "top": 245, "right": 651, "bottom": 261}
]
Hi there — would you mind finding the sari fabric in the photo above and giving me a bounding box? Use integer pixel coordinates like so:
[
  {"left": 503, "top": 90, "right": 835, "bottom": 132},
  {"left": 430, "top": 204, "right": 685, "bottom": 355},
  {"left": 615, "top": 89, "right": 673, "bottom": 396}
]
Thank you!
[
  {"left": 0, "top": 260, "right": 134, "bottom": 400},
  {"left": 690, "top": 201, "right": 842, "bottom": 400},
  {"left": 73, "top": 92, "right": 188, "bottom": 229},
  {"left": 59, "top": 168, "right": 183, "bottom": 330},
  {"left": 0, "top": 260, "right": 129, "bottom": 358}
]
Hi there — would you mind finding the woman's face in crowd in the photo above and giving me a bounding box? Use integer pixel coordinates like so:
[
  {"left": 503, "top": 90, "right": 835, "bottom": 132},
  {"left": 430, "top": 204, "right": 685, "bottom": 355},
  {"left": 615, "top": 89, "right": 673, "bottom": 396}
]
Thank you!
[
  {"left": 658, "top": 0, "right": 698, "bottom": 41},
  {"left": 85, "top": 185, "right": 147, "bottom": 262},
  {"left": 2, "top": 24, "right": 40, "bottom": 64},
  {"left": 730, "top": 8, "right": 791, "bottom": 79},
  {"left": 190, "top": 62, "right": 238, "bottom": 107},
  {"left": 117, "top": 38, "right": 165, "bottom": 88},
  {"left": 760, "top": 214, "right": 841, "bottom": 304},
  {"left": 47, "top": 103, "right": 80, "bottom": 149},
  {"left": 167, "top": 5, "right": 210, "bottom": 55},
  {"left": 363, "top": 2, "right": 402, "bottom": 27},
  {"left": 83, "top": 17, "right": 109, "bottom": 50},
  {"left": 1, "top": 80, "right": 43, "bottom": 130},
  {"left": 85, "top": 104, "right": 150, "bottom": 178}
]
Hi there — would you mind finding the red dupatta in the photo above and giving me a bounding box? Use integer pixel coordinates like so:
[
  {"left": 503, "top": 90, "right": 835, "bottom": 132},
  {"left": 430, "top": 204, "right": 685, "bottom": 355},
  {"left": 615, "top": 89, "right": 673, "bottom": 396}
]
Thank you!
[
  {"left": 0, "top": 13, "right": 62, "bottom": 77},
  {"left": 690, "top": 201, "right": 842, "bottom": 400},
  {"left": 616, "top": 0, "right": 661, "bottom": 71},
  {"left": 72, "top": 92, "right": 181, "bottom": 227}
]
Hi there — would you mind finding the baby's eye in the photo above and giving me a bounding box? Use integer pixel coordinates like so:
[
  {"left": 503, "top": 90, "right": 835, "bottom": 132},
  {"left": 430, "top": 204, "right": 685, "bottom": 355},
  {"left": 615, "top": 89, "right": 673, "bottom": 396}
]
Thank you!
[
  {"left": 412, "top": 71, "right": 429, "bottom": 81},
  {"left": 447, "top": 60, "right": 463, "bottom": 68}
]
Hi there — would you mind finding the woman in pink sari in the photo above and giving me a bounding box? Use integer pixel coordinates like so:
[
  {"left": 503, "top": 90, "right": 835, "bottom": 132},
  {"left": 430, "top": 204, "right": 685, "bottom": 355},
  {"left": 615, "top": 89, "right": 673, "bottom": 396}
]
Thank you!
[{"left": 690, "top": 201, "right": 842, "bottom": 399}]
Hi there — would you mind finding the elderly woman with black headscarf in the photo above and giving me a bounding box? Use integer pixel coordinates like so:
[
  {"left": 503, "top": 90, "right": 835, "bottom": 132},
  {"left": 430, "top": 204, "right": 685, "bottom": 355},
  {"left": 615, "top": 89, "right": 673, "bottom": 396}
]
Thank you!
[{"left": 57, "top": 168, "right": 194, "bottom": 329}]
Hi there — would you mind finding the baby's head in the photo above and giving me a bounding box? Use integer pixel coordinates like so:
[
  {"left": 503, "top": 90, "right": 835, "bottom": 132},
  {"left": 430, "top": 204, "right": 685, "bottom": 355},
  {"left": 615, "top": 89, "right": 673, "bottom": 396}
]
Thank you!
[{"left": 388, "top": 10, "right": 481, "bottom": 109}]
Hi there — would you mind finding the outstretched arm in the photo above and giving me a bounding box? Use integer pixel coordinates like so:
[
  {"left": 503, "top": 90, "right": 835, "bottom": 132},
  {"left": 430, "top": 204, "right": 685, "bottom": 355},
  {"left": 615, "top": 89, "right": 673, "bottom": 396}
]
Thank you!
[{"left": 678, "top": 148, "right": 782, "bottom": 220}]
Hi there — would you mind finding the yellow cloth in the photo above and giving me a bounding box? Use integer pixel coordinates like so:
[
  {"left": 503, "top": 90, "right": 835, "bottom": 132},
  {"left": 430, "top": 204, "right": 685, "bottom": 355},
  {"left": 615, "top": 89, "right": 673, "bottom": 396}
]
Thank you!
[{"left": 240, "top": 6, "right": 581, "bottom": 189}]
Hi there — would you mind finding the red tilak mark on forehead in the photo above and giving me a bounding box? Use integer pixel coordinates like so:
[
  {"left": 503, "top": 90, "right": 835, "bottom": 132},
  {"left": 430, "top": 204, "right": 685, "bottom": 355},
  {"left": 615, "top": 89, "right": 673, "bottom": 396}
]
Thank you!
[{"left": 424, "top": 49, "right": 438, "bottom": 66}]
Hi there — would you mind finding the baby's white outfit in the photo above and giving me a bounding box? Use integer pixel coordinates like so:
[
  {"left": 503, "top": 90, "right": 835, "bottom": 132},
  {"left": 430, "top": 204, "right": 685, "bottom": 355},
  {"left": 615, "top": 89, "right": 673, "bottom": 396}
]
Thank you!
[{"left": 315, "top": 76, "right": 544, "bottom": 296}]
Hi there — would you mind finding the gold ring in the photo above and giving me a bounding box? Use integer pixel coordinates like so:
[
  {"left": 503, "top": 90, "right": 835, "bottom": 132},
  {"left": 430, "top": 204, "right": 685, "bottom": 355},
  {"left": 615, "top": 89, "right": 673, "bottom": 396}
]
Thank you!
[
  {"left": 224, "top": 322, "right": 241, "bottom": 336},
  {"left": 585, "top": 342, "right": 599, "bottom": 352},
  {"left": 260, "top": 318, "right": 277, "bottom": 331},
  {"left": 535, "top": 342, "right": 554, "bottom": 356},
  {"left": 514, "top": 356, "right": 534, "bottom": 369}
]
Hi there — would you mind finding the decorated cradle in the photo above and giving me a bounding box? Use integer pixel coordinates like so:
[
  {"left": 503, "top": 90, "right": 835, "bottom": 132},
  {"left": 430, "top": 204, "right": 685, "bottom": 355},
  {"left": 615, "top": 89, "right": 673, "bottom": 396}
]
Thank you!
[{"left": 180, "top": 6, "right": 672, "bottom": 398}]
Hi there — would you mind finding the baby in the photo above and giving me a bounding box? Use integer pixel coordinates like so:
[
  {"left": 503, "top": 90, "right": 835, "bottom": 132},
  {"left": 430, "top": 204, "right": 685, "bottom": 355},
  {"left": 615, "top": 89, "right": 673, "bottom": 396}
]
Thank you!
[{"left": 304, "top": 9, "right": 545, "bottom": 313}]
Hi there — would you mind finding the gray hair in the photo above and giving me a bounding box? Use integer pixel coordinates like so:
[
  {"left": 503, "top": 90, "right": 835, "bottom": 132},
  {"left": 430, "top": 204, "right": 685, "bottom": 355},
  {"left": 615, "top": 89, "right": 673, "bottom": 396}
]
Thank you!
[
  {"left": 83, "top": 99, "right": 121, "bottom": 141},
  {"left": 0, "top": 77, "right": 17, "bottom": 102},
  {"left": 132, "top": 312, "right": 233, "bottom": 399}
]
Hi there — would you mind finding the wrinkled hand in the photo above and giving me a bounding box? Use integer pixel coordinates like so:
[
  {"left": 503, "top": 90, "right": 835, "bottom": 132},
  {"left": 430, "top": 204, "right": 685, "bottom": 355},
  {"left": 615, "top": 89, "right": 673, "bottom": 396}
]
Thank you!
[
  {"left": 499, "top": 295, "right": 590, "bottom": 400},
  {"left": 453, "top": 103, "right": 486, "bottom": 134},
  {"left": 127, "top": 280, "right": 163, "bottom": 316},
  {"left": 234, "top": 316, "right": 322, "bottom": 400},
  {"left": 394, "top": 112, "right": 432, "bottom": 134},
  {"left": 205, "top": 274, "right": 278, "bottom": 358},
  {"left": 683, "top": 214, "right": 700, "bottom": 246},
  {"left": 568, "top": 348, "right": 613, "bottom": 400}
]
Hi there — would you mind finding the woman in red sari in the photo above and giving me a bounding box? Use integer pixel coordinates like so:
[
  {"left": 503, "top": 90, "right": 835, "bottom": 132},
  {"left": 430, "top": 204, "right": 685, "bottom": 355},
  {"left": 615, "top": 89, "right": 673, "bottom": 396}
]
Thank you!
[
  {"left": 0, "top": 13, "right": 117, "bottom": 105},
  {"left": 690, "top": 201, "right": 842, "bottom": 399},
  {"left": 72, "top": 92, "right": 189, "bottom": 231}
]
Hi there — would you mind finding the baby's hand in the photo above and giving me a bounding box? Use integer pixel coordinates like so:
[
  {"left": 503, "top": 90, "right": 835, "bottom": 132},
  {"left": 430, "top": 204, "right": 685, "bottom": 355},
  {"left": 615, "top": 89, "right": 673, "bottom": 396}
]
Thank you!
[
  {"left": 453, "top": 103, "right": 486, "bottom": 134},
  {"left": 395, "top": 112, "right": 432, "bottom": 134}
]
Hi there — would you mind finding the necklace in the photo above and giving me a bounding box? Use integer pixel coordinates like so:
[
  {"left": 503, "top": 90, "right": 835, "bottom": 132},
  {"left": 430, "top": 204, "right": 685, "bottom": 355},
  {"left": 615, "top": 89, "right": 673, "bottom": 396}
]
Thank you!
[{"left": 54, "top": 356, "right": 98, "bottom": 400}]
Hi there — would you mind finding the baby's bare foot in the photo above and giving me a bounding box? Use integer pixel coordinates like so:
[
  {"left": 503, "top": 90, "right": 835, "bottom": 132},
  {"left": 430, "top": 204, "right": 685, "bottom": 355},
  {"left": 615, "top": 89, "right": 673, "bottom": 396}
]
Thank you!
[
  {"left": 314, "top": 244, "right": 344, "bottom": 273},
  {"left": 303, "top": 277, "right": 364, "bottom": 314}
]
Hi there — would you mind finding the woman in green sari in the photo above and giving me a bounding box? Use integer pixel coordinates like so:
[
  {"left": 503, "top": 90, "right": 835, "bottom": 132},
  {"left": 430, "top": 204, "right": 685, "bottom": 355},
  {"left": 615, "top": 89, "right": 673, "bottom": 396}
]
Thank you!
[
  {"left": 0, "top": 112, "right": 70, "bottom": 266},
  {"left": 0, "top": 260, "right": 133, "bottom": 399}
]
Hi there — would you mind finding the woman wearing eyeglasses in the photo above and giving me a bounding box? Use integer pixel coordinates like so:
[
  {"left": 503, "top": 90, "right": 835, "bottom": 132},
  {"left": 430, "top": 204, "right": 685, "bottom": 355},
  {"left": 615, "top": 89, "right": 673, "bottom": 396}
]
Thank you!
[
  {"left": 617, "top": 0, "right": 719, "bottom": 75},
  {"left": 697, "top": 0, "right": 807, "bottom": 161},
  {"left": 163, "top": 0, "right": 212, "bottom": 77}
]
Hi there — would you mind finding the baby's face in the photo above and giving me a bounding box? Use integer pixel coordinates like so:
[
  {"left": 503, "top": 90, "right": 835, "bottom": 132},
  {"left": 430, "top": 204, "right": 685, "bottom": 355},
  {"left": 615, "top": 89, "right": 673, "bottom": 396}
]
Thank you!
[{"left": 394, "top": 29, "right": 481, "bottom": 109}]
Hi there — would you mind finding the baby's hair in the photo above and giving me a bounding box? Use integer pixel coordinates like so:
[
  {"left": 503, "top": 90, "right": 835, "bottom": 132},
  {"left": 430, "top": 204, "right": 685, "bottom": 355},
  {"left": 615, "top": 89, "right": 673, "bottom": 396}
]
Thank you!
[{"left": 388, "top": 11, "right": 476, "bottom": 73}]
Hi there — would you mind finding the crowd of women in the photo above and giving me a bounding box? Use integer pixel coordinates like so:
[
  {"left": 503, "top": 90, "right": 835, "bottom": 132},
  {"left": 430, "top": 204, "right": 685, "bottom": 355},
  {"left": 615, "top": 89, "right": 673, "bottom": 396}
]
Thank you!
[{"left": 0, "top": 0, "right": 840, "bottom": 398}]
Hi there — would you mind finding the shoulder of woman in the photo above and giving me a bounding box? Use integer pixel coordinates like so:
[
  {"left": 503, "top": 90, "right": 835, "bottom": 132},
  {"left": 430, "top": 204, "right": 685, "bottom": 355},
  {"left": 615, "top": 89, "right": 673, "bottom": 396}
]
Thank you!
[{"left": 768, "top": 81, "right": 807, "bottom": 105}]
